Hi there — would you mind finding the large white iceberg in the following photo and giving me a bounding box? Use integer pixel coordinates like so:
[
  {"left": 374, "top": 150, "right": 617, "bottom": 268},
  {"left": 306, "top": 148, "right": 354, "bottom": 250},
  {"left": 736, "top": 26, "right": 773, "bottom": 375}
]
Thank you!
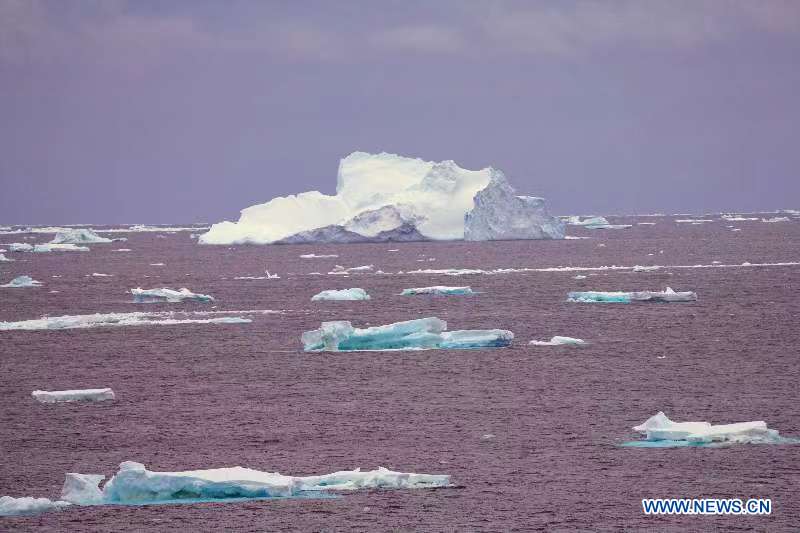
[
  {"left": 0, "top": 312, "right": 251, "bottom": 331},
  {"left": 568, "top": 287, "right": 697, "bottom": 303},
  {"left": 1, "top": 275, "right": 42, "bottom": 288},
  {"left": 0, "top": 496, "right": 70, "bottom": 517},
  {"left": 401, "top": 286, "right": 474, "bottom": 296},
  {"left": 131, "top": 287, "right": 215, "bottom": 303},
  {"left": 311, "top": 288, "right": 371, "bottom": 301},
  {"left": 32, "top": 388, "right": 115, "bottom": 403},
  {"left": 61, "top": 461, "right": 450, "bottom": 506},
  {"left": 302, "top": 317, "right": 513, "bottom": 351},
  {"left": 199, "top": 151, "right": 563, "bottom": 244},
  {"left": 50, "top": 228, "right": 113, "bottom": 244},
  {"left": 630, "top": 412, "right": 787, "bottom": 446}
]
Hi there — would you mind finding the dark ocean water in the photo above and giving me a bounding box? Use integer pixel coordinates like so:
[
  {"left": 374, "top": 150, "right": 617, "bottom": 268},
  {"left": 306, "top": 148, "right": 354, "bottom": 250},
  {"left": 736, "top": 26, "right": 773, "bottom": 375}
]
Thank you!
[{"left": 1, "top": 215, "right": 799, "bottom": 532}]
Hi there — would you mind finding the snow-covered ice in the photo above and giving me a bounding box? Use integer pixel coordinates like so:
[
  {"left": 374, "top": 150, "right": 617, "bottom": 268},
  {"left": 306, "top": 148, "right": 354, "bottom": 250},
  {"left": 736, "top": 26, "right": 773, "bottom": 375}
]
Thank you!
[
  {"left": 1, "top": 275, "right": 42, "bottom": 288},
  {"left": 627, "top": 411, "right": 790, "bottom": 446},
  {"left": 0, "top": 253, "right": 12, "bottom": 262},
  {"left": 762, "top": 216, "right": 790, "bottom": 223},
  {"left": 566, "top": 216, "right": 631, "bottom": 230},
  {"left": 401, "top": 286, "right": 474, "bottom": 296},
  {"left": 302, "top": 317, "right": 513, "bottom": 351},
  {"left": 529, "top": 336, "right": 587, "bottom": 346},
  {"left": 311, "top": 288, "right": 371, "bottom": 301},
  {"left": 300, "top": 253, "right": 339, "bottom": 259},
  {"left": 32, "top": 388, "right": 115, "bottom": 403},
  {"left": 131, "top": 287, "right": 215, "bottom": 303},
  {"left": 0, "top": 312, "right": 251, "bottom": 331},
  {"left": 568, "top": 287, "right": 697, "bottom": 303},
  {"left": 632, "top": 265, "right": 661, "bottom": 272},
  {"left": 329, "top": 264, "right": 374, "bottom": 275},
  {"left": 50, "top": 228, "right": 113, "bottom": 244},
  {"left": 0, "top": 496, "right": 70, "bottom": 517},
  {"left": 9, "top": 243, "right": 89, "bottom": 253},
  {"left": 199, "top": 151, "right": 562, "bottom": 244}
]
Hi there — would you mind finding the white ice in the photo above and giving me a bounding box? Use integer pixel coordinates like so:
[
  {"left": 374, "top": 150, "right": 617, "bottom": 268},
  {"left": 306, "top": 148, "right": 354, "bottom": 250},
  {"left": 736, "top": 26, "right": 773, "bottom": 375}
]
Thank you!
[
  {"left": 131, "top": 287, "right": 215, "bottom": 303},
  {"left": 529, "top": 336, "right": 587, "bottom": 346},
  {"left": 300, "top": 253, "right": 339, "bottom": 259},
  {"left": 0, "top": 496, "right": 70, "bottom": 517},
  {"left": 0, "top": 312, "right": 251, "bottom": 331},
  {"left": 199, "top": 151, "right": 561, "bottom": 244},
  {"left": 32, "top": 388, "right": 115, "bottom": 403},
  {"left": 9, "top": 243, "right": 89, "bottom": 253},
  {"left": 50, "top": 228, "right": 113, "bottom": 244},
  {"left": 568, "top": 287, "right": 697, "bottom": 303},
  {"left": 632, "top": 265, "right": 661, "bottom": 272},
  {"left": 401, "top": 286, "right": 474, "bottom": 296},
  {"left": 302, "top": 317, "right": 513, "bottom": 351},
  {"left": 1, "top": 275, "right": 42, "bottom": 288},
  {"left": 329, "top": 264, "right": 374, "bottom": 275},
  {"left": 762, "top": 217, "right": 790, "bottom": 223},
  {"left": 632, "top": 412, "right": 782, "bottom": 444},
  {"left": 311, "top": 288, "right": 371, "bottom": 301},
  {"left": 0, "top": 253, "right": 12, "bottom": 262}
]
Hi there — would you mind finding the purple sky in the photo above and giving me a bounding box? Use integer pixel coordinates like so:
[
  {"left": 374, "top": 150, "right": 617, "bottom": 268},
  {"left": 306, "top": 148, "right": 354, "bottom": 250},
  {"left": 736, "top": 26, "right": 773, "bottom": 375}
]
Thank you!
[{"left": 1, "top": 0, "right": 799, "bottom": 224}]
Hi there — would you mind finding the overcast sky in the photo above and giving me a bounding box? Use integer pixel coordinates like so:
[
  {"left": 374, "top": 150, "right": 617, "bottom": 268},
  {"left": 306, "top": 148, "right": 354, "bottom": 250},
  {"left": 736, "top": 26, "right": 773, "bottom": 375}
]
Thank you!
[{"left": 1, "top": 0, "right": 799, "bottom": 224}]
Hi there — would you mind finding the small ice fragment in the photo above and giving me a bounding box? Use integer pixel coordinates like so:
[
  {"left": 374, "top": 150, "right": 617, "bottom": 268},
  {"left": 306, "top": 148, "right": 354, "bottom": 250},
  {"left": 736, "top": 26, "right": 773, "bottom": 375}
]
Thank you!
[
  {"left": 114, "top": 249, "right": 132, "bottom": 252},
  {"left": 401, "top": 286, "right": 474, "bottom": 296},
  {"left": 573, "top": 275, "right": 587, "bottom": 280},
  {"left": 300, "top": 253, "right": 339, "bottom": 259},
  {"left": 481, "top": 434, "right": 496, "bottom": 440},
  {"left": 149, "top": 263, "right": 165, "bottom": 266},
  {"left": 91, "top": 273, "right": 112, "bottom": 277},
  {"left": 1, "top": 275, "right": 42, "bottom": 288},
  {"left": 311, "top": 288, "right": 371, "bottom": 301},
  {"left": 329, "top": 264, "right": 374, "bottom": 275},
  {"left": 529, "top": 336, "right": 587, "bottom": 346},
  {"left": 131, "top": 287, "right": 214, "bottom": 303},
  {"left": 0, "top": 253, "right": 12, "bottom": 262},
  {"left": 32, "top": 388, "right": 115, "bottom": 403},
  {"left": 0, "top": 496, "right": 70, "bottom": 517},
  {"left": 632, "top": 265, "right": 661, "bottom": 272}
]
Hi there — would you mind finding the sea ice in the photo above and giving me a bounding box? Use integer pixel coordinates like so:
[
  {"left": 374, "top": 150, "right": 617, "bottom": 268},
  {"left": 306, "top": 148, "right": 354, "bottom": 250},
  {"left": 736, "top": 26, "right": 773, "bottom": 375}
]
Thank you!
[
  {"left": 0, "top": 312, "right": 251, "bottom": 331},
  {"left": 568, "top": 287, "right": 696, "bottom": 303},
  {"left": 629, "top": 412, "right": 787, "bottom": 445},
  {"left": 311, "top": 288, "right": 371, "bottom": 301},
  {"left": 632, "top": 265, "right": 661, "bottom": 272},
  {"left": 131, "top": 287, "right": 215, "bottom": 303},
  {"left": 9, "top": 243, "right": 89, "bottom": 253},
  {"left": 1, "top": 275, "right": 42, "bottom": 288},
  {"left": 329, "top": 264, "right": 374, "bottom": 275},
  {"left": 0, "top": 253, "right": 12, "bottom": 262},
  {"left": 529, "top": 336, "right": 587, "bottom": 346},
  {"left": 401, "top": 286, "right": 474, "bottom": 296},
  {"left": 32, "top": 388, "right": 115, "bottom": 403},
  {"left": 0, "top": 496, "right": 70, "bottom": 517},
  {"left": 199, "top": 151, "right": 562, "bottom": 244},
  {"left": 762, "top": 216, "right": 790, "bottom": 223},
  {"left": 50, "top": 228, "right": 113, "bottom": 244},
  {"left": 566, "top": 216, "right": 631, "bottom": 230},
  {"left": 302, "top": 317, "right": 513, "bottom": 351},
  {"left": 300, "top": 253, "right": 339, "bottom": 259}
]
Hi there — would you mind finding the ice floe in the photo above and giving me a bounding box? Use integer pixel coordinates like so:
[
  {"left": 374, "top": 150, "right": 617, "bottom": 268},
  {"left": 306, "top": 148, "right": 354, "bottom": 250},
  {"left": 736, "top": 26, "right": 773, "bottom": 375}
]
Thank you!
[
  {"left": 50, "top": 228, "right": 113, "bottom": 244},
  {"left": 566, "top": 216, "right": 631, "bottom": 229},
  {"left": 529, "top": 336, "right": 587, "bottom": 346},
  {"left": 131, "top": 287, "right": 215, "bottom": 303},
  {"left": 401, "top": 286, "right": 474, "bottom": 296},
  {"left": 762, "top": 216, "right": 790, "bottom": 223},
  {"left": 0, "top": 253, "right": 12, "bottom": 262},
  {"left": 675, "top": 218, "right": 713, "bottom": 223},
  {"left": 329, "top": 264, "right": 374, "bottom": 275},
  {"left": 0, "top": 312, "right": 252, "bottom": 331},
  {"left": 0, "top": 496, "right": 70, "bottom": 517},
  {"left": 32, "top": 388, "right": 115, "bottom": 403},
  {"left": 302, "top": 317, "right": 513, "bottom": 351},
  {"left": 9, "top": 243, "right": 89, "bottom": 253},
  {"left": 114, "top": 248, "right": 132, "bottom": 252},
  {"left": 300, "top": 253, "right": 339, "bottom": 259},
  {"left": 1, "top": 275, "right": 42, "bottom": 288},
  {"left": 568, "top": 287, "right": 697, "bottom": 303},
  {"left": 311, "top": 288, "right": 371, "bottom": 301},
  {"left": 625, "top": 411, "right": 794, "bottom": 447},
  {"left": 632, "top": 265, "right": 661, "bottom": 272}
]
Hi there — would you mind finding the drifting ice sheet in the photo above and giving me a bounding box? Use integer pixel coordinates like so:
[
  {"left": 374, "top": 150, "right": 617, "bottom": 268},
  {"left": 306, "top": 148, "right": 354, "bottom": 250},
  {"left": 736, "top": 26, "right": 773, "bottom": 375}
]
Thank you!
[
  {"left": 0, "top": 253, "right": 12, "bottom": 262},
  {"left": 529, "top": 336, "right": 587, "bottom": 346},
  {"left": 302, "top": 317, "right": 513, "bottom": 351},
  {"left": 568, "top": 287, "right": 697, "bottom": 303},
  {"left": 401, "top": 286, "right": 474, "bottom": 296},
  {"left": 61, "top": 461, "right": 450, "bottom": 506},
  {"left": 131, "top": 287, "right": 215, "bottom": 303},
  {"left": 311, "top": 288, "right": 371, "bottom": 301},
  {"left": 9, "top": 243, "right": 89, "bottom": 253},
  {"left": 1, "top": 275, "right": 42, "bottom": 288},
  {"left": 627, "top": 412, "right": 790, "bottom": 446},
  {"left": 0, "top": 496, "right": 70, "bottom": 517},
  {"left": 0, "top": 312, "right": 251, "bottom": 331},
  {"left": 32, "top": 388, "right": 115, "bottom": 403}
]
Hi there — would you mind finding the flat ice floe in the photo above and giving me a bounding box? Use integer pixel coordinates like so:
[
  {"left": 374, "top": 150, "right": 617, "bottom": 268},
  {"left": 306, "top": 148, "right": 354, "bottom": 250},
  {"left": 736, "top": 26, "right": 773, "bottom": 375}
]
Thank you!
[
  {"left": 568, "top": 287, "right": 697, "bottom": 303},
  {"left": 762, "top": 216, "right": 791, "bottom": 223},
  {"left": 0, "top": 496, "right": 70, "bottom": 517},
  {"left": 401, "top": 286, "right": 474, "bottom": 296},
  {"left": 0, "top": 253, "right": 12, "bottom": 262},
  {"left": 50, "top": 228, "right": 114, "bottom": 244},
  {"left": 302, "top": 317, "right": 513, "bottom": 351},
  {"left": 566, "top": 216, "right": 631, "bottom": 229},
  {"left": 32, "top": 388, "right": 115, "bottom": 403},
  {"left": 300, "top": 253, "right": 339, "bottom": 258},
  {"left": 329, "top": 264, "right": 374, "bottom": 275},
  {"left": 1, "top": 275, "right": 42, "bottom": 288},
  {"left": 9, "top": 243, "right": 89, "bottom": 253},
  {"left": 311, "top": 288, "right": 371, "bottom": 301},
  {"left": 529, "top": 336, "right": 587, "bottom": 346},
  {"left": 131, "top": 287, "right": 215, "bottom": 303},
  {"left": 0, "top": 312, "right": 253, "bottom": 331},
  {"left": 625, "top": 411, "right": 795, "bottom": 447}
]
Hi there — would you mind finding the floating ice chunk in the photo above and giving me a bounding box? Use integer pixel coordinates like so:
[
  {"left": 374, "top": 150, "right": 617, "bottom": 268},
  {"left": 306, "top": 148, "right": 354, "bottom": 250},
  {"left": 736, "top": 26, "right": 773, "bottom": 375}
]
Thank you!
[
  {"left": 762, "top": 216, "right": 790, "bottom": 223},
  {"left": 131, "top": 287, "right": 215, "bottom": 303},
  {"left": 1, "top": 275, "right": 42, "bottom": 288},
  {"left": 61, "top": 461, "right": 450, "bottom": 506},
  {"left": 401, "top": 286, "right": 474, "bottom": 296},
  {"left": 32, "top": 388, "right": 115, "bottom": 403},
  {"left": 722, "top": 215, "right": 758, "bottom": 221},
  {"left": 0, "top": 496, "right": 70, "bottom": 517},
  {"left": 573, "top": 275, "right": 587, "bottom": 280},
  {"left": 568, "top": 287, "right": 697, "bottom": 303},
  {"left": 114, "top": 248, "right": 132, "bottom": 252},
  {"left": 567, "top": 216, "right": 631, "bottom": 230},
  {"left": 50, "top": 228, "right": 113, "bottom": 244},
  {"left": 675, "top": 219, "right": 713, "bottom": 223},
  {"left": 0, "top": 253, "right": 12, "bottom": 262},
  {"left": 632, "top": 265, "right": 661, "bottom": 272},
  {"left": 300, "top": 253, "right": 339, "bottom": 259},
  {"left": 0, "top": 312, "right": 251, "bottom": 331},
  {"left": 302, "top": 317, "right": 512, "bottom": 351},
  {"left": 265, "top": 270, "right": 280, "bottom": 279},
  {"left": 637, "top": 222, "right": 657, "bottom": 225},
  {"left": 329, "top": 264, "right": 374, "bottom": 275},
  {"left": 311, "top": 288, "right": 371, "bottom": 301},
  {"left": 529, "top": 336, "right": 587, "bottom": 346},
  {"left": 631, "top": 412, "right": 786, "bottom": 445},
  {"left": 90, "top": 273, "right": 112, "bottom": 277},
  {"left": 9, "top": 243, "right": 89, "bottom": 252},
  {"left": 149, "top": 263, "right": 165, "bottom": 266}
]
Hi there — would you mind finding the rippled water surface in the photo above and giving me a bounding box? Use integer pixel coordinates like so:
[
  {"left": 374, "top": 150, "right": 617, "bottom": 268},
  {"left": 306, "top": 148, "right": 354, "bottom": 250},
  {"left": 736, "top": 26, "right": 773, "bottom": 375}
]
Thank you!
[{"left": 1, "top": 216, "right": 799, "bottom": 531}]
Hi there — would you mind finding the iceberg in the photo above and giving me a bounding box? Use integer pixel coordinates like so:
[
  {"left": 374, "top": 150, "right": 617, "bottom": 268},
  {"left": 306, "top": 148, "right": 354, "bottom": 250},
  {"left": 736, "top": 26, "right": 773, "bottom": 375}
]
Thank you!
[
  {"left": 9, "top": 243, "right": 89, "bottom": 253},
  {"left": 0, "top": 312, "right": 251, "bottom": 331},
  {"left": 628, "top": 412, "right": 790, "bottom": 446},
  {"left": 0, "top": 496, "right": 70, "bottom": 517},
  {"left": 311, "top": 288, "right": 371, "bottom": 301},
  {"left": 529, "top": 336, "right": 587, "bottom": 346},
  {"left": 1, "top": 275, "right": 42, "bottom": 288},
  {"left": 61, "top": 461, "right": 450, "bottom": 507},
  {"left": 32, "top": 388, "right": 115, "bottom": 403},
  {"left": 0, "top": 253, "right": 12, "bottom": 262},
  {"left": 301, "top": 317, "right": 513, "bottom": 352},
  {"left": 131, "top": 287, "right": 215, "bottom": 303},
  {"left": 199, "top": 151, "right": 562, "bottom": 245},
  {"left": 50, "top": 228, "right": 113, "bottom": 244},
  {"left": 401, "top": 286, "right": 474, "bottom": 296},
  {"left": 568, "top": 287, "right": 697, "bottom": 303}
]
